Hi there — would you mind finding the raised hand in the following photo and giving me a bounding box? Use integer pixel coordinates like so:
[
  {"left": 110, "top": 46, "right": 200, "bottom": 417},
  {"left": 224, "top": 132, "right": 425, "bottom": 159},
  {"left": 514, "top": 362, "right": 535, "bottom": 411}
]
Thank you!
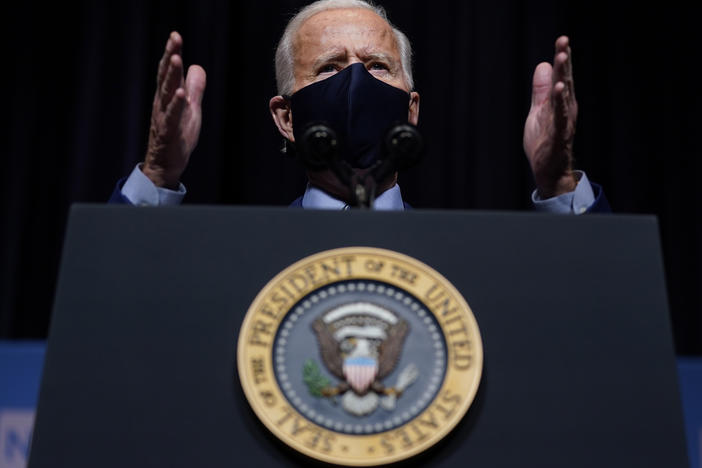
[
  {"left": 142, "top": 32, "right": 206, "bottom": 189},
  {"left": 523, "top": 36, "right": 578, "bottom": 198}
]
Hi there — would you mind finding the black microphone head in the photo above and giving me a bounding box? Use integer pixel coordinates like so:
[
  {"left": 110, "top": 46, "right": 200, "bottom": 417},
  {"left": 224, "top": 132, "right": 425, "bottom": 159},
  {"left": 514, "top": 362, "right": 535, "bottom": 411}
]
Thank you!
[
  {"left": 297, "top": 122, "right": 339, "bottom": 170},
  {"left": 384, "top": 123, "right": 424, "bottom": 170}
]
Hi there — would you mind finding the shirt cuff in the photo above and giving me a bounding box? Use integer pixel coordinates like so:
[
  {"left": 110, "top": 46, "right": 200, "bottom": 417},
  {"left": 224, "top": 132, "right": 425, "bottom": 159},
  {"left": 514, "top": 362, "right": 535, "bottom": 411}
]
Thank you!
[
  {"left": 121, "top": 163, "right": 186, "bottom": 206},
  {"left": 531, "top": 170, "right": 595, "bottom": 215}
]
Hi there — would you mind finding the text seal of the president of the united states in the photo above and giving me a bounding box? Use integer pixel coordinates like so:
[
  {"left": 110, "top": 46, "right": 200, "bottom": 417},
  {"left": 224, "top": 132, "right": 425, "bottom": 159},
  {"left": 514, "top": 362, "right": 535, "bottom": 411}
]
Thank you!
[{"left": 237, "top": 247, "right": 483, "bottom": 466}]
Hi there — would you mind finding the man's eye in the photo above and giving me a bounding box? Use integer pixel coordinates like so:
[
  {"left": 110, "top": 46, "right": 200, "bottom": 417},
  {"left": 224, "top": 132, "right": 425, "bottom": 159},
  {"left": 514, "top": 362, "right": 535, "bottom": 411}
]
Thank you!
[
  {"left": 369, "top": 62, "right": 389, "bottom": 71},
  {"left": 318, "top": 64, "right": 337, "bottom": 74}
]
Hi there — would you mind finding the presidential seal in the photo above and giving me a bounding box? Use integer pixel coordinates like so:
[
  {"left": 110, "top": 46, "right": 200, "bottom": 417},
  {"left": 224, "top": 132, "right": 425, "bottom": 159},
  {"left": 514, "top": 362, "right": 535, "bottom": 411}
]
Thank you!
[{"left": 237, "top": 247, "right": 483, "bottom": 466}]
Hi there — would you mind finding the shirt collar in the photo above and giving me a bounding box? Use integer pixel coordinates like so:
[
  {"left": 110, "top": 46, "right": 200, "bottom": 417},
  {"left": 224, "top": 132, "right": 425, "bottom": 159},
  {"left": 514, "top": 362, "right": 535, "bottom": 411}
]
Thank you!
[{"left": 301, "top": 183, "right": 405, "bottom": 210}]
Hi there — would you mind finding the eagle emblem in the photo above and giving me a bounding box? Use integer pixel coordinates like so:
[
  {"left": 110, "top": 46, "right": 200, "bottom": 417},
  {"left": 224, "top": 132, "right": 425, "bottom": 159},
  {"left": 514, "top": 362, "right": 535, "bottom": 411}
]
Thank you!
[{"left": 307, "top": 302, "right": 419, "bottom": 416}]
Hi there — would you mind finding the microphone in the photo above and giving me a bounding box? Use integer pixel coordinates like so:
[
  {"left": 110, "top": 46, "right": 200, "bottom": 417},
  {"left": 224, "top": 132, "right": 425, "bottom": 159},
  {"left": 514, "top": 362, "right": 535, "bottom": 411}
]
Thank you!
[
  {"left": 297, "top": 122, "right": 339, "bottom": 170},
  {"left": 383, "top": 122, "right": 423, "bottom": 171},
  {"left": 369, "top": 123, "right": 424, "bottom": 186},
  {"left": 297, "top": 121, "right": 423, "bottom": 173}
]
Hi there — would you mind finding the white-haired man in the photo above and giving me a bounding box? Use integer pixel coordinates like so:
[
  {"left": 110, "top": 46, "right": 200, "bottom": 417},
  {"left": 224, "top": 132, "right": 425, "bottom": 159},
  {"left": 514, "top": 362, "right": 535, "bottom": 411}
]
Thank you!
[{"left": 111, "top": 0, "right": 608, "bottom": 213}]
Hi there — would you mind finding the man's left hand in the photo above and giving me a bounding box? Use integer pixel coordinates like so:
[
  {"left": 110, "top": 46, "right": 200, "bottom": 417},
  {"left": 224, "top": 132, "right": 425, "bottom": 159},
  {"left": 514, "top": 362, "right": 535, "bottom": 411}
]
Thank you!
[{"left": 523, "top": 36, "right": 578, "bottom": 198}]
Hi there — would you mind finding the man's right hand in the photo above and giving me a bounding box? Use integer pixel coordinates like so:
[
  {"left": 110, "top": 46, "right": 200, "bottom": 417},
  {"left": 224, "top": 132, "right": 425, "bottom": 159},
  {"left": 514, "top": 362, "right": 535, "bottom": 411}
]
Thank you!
[{"left": 143, "top": 31, "right": 206, "bottom": 189}]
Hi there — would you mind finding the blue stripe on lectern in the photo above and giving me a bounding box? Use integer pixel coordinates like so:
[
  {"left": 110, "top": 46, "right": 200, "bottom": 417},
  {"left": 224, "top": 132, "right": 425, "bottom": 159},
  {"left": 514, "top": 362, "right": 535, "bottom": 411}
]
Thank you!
[{"left": 0, "top": 341, "right": 700, "bottom": 468}]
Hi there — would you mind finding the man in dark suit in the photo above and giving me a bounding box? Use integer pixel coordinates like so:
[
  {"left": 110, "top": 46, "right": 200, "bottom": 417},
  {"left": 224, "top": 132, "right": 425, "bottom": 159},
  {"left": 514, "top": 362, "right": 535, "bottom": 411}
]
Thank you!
[{"left": 110, "top": 0, "right": 608, "bottom": 213}]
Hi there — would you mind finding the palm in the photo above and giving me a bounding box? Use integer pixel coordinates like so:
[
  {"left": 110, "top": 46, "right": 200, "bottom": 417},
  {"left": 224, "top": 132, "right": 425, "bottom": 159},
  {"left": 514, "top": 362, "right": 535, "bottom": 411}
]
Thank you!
[
  {"left": 523, "top": 36, "right": 578, "bottom": 198},
  {"left": 150, "top": 85, "right": 201, "bottom": 166},
  {"left": 144, "top": 32, "right": 206, "bottom": 189}
]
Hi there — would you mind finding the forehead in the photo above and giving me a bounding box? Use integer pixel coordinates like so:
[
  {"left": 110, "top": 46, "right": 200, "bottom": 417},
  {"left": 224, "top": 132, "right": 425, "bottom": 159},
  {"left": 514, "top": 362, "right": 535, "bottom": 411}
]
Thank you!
[{"left": 293, "top": 8, "right": 399, "bottom": 60}]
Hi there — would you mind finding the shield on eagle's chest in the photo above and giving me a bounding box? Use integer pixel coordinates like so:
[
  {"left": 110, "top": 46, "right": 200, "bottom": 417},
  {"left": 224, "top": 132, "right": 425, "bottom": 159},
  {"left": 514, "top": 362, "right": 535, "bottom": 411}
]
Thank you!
[{"left": 343, "top": 356, "right": 378, "bottom": 394}]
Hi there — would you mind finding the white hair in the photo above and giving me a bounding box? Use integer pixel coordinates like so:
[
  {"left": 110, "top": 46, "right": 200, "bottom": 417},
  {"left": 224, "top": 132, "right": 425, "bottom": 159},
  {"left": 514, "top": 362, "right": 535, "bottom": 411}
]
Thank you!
[{"left": 274, "top": 0, "right": 414, "bottom": 95}]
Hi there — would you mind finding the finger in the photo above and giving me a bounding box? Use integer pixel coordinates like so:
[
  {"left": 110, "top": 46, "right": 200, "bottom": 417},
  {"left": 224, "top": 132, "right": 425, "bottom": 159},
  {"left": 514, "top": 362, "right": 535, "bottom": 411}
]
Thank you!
[
  {"left": 564, "top": 44, "right": 575, "bottom": 96},
  {"left": 164, "top": 88, "right": 187, "bottom": 136},
  {"left": 552, "top": 51, "right": 569, "bottom": 88},
  {"left": 160, "top": 54, "right": 184, "bottom": 112},
  {"left": 552, "top": 81, "right": 568, "bottom": 134},
  {"left": 531, "top": 62, "right": 553, "bottom": 107},
  {"left": 185, "top": 65, "right": 207, "bottom": 107},
  {"left": 555, "top": 35, "right": 569, "bottom": 53},
  {"left": 157, "top": 31, "right": 183, "bottom": 89},
  {"left": 553, "top": 36, "right": 575, "bottom": 95}
]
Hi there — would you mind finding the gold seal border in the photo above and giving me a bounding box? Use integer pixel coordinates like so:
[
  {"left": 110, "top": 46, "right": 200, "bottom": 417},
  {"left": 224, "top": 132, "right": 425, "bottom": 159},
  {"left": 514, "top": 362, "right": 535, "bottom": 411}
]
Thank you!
[{"left": 237, "top": 247, "right": 483, "bottom": 466}]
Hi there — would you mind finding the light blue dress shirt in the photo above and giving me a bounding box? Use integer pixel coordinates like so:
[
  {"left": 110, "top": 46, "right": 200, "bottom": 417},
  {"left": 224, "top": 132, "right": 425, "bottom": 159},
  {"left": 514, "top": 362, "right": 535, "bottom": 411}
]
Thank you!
[
  {"left": 121, "top": 164, "right": 595, "bottom": 213},
  {"left": 300, "top": 183, "right": 405, "bottom": 210},
  {"left": 122, "top": 164, "right": 186, "bottom": 206},
  {"left": 531, "top": 171, "right": 595, "bottom": 214}
]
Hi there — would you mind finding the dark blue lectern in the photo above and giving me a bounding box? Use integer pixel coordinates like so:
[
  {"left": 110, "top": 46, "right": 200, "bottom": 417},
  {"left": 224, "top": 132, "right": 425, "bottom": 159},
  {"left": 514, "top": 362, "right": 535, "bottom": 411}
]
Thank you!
[{"left": 28, "top": 205, "right": 689, "bottom": 467}]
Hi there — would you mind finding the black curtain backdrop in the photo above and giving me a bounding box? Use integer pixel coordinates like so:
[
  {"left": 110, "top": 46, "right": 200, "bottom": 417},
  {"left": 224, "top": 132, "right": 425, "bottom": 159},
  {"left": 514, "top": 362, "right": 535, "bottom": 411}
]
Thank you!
[{"left": 2, "top": 1, "right": 700, "bottom": 353}]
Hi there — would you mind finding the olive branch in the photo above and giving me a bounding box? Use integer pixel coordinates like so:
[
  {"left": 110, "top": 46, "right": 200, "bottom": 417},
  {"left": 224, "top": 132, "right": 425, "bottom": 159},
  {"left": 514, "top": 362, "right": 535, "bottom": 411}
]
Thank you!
[{"left": 302, "top": 359, "right": 330, "bottom": 397}]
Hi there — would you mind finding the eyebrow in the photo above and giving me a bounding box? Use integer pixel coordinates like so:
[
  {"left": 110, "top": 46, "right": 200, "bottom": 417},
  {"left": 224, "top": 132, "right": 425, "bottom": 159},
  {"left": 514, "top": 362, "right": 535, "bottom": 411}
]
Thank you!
[
  {"left": 311, "top": 48, "right": 399, "bottom": 70},
  {"left": 311, "top": 48, "right": 348, "bottom": 70}
]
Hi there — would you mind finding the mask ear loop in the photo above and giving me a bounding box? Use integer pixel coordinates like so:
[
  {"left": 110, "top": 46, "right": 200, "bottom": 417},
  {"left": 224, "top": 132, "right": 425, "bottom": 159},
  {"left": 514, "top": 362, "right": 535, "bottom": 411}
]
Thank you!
[{"left": 279, "top": 95, "right": 293, "bottom": 155}]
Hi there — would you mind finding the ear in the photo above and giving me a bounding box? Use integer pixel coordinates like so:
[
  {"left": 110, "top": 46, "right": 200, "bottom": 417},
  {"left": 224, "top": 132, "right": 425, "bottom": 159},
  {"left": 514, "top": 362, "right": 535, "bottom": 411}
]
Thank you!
[
  {"left": 408, "top": 91, "right": 420, "bottom": 125},
  {"left": 269, "top": 95, "right": 295, "bottom": 142}
]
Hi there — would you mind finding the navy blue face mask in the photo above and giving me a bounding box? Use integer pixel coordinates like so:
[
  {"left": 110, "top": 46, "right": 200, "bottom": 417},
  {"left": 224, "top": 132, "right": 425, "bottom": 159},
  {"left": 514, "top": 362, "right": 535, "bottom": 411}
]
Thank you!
[{"left": 289, "top": 63, "right": 412, "bottom": 169}]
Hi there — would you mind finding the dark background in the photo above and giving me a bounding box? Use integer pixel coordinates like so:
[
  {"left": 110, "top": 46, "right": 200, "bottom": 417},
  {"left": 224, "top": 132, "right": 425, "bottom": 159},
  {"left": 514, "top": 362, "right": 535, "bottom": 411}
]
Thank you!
[{"left": 2, "top": 1, "right": 700, "bottom": 354}]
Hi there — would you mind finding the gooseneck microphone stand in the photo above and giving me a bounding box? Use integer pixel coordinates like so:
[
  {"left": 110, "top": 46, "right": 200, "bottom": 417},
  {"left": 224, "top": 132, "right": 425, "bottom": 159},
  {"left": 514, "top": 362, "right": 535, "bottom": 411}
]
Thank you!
[{"left": 296, "top": 122, "right": 424, "bottom": 209}]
